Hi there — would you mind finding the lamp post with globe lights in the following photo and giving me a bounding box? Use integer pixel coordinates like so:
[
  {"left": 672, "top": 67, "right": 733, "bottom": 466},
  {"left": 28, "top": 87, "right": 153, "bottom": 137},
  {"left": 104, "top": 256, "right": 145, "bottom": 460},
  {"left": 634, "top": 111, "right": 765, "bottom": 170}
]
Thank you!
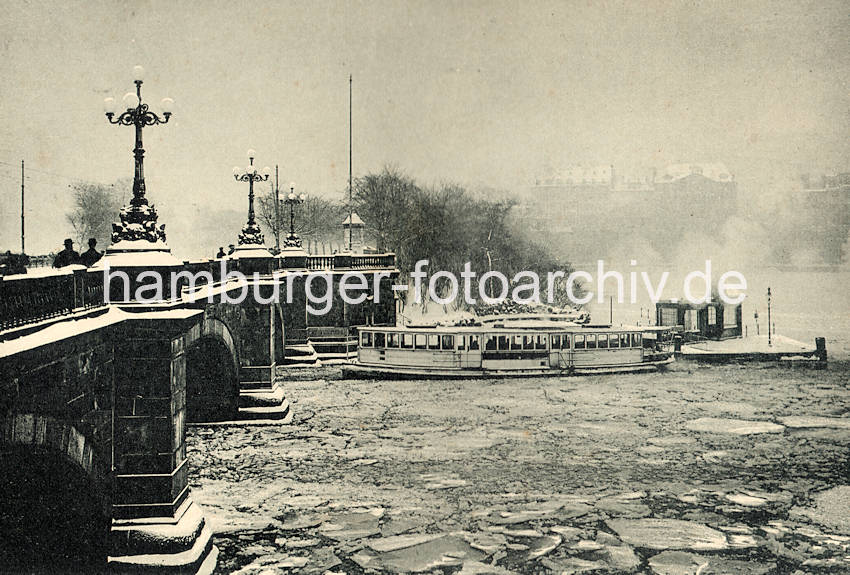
[
  {"left": 98, "top": 69, "right": 219, "bottom": 575},
  {"left": 103, "top": 65, "right": 174, "bottom": 243},
  {"left": 233, "top": 150, "right": 271, "bottom": 245},
  {"left": 283, "top": 184, "right": 306, "bottom": 249}
]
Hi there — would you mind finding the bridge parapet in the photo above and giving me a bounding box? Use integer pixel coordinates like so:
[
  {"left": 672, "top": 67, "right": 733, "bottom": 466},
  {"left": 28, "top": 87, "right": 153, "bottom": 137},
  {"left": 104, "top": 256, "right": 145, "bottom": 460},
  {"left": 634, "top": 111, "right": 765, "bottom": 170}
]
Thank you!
[
  {"left": 184, "top": 252, "right": 396, "bottom": 277},
  {"left": 0, "top": 267, "right": 106, "bottom": 334},
  {"left": 0, "top": 253, "right": 395, "bottom": 335}
]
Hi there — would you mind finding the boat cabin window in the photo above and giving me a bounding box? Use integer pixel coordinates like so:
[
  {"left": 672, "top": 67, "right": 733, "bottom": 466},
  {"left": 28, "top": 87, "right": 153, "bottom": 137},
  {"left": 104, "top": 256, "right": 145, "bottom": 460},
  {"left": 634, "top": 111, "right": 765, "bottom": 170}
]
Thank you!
[
  {"left": 574, "top": 334, "right": 585, "bottom": 349},
  {"left": 469, "top": 335, "right": 480, "bottom": 350},
  {"left": 523, "top": 335, "right": 533, "bottom": 349},
  {"left": 498, "top": 335, "right": 510, "bottom": 350},
  {"left": 620, "top": 333, "right": 629, "bottom": 348},
  {"left": 401, "top": 333, "right": 414, "bottom": 349},
  {"left": 536, "top": 335, "right": 546, "bottom": 350},
  {"left": 551, "top": 334, "right": 561, "bottom": 349},
  {"left": 610, "top": 333, "right": 619, "bottom": 348},
  {"left": 375, "top": 332, "right": 386, "bottom": 348},
  {"left": 485, "top": 335, "right": 496, "bottom": 351},
  {"left": 361, "top": 332, "right": 373, "bottom": 347},
  {"left": 512, "top": 335, "right": 523, "bottom": 351},
  {"left": 387, "top": 332, "right": 399, "bottom": 348},
  {"left": 598, "top": 334, "right": 608, "bottom": 348},
  {"left": 586, "top": 334, "right": 597, "bottom": 349},
  {"left": 457, "top": 335, "right": 466, "bottom": 350},
  {"left": 631, "top": 333, "right": 641, "bottom": 347},
  {"left": 441, "top": 335, "right": 454, "bottom": 350},
  {"left": 428, "top": 334, "right": 440, "bottom": 350},
  {"left": 708, "top": 306, "right": 717, "bottom": 325},
  {"left": 415, "top": 334, "right": 427, "bottom": 349}
]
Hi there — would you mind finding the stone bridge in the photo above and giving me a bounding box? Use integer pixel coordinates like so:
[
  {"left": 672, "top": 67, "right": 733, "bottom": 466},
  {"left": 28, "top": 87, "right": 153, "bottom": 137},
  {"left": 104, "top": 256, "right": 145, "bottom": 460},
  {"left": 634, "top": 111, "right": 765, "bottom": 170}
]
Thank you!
[{"left": 0, "top": 250, "right": 398, "bottom": 573}]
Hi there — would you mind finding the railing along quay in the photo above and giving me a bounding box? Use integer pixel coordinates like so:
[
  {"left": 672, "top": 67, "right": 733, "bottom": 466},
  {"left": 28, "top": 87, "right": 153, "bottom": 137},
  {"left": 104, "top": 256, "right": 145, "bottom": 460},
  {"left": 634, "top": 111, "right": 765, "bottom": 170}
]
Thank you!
[
  {"left": 184, "top": 253, "right": 396, "bottom": 275},
  {"left": 294, "top": 253, "right": 396, "bottom": 272}
]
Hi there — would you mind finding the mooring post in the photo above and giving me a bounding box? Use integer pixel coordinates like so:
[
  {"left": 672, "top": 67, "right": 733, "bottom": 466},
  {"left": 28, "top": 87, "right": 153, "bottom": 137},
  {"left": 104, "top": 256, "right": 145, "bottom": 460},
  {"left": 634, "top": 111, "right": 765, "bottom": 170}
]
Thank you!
[{"left": 815, "top": 337, "right": 827, "bottom": 362}]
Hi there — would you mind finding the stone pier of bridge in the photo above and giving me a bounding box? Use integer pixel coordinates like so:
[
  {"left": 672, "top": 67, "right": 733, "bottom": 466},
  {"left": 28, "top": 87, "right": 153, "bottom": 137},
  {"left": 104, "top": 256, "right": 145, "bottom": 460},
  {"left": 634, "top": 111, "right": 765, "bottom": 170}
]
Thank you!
[{"left": 0, "top": 247, "right": 397, "bottom": 573}]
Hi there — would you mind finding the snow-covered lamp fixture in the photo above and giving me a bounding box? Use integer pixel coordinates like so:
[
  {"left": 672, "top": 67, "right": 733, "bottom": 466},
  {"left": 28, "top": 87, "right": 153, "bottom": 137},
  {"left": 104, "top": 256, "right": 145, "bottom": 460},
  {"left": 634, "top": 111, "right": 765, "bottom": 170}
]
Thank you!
[{"left": 233, "top": 149, "right": 270, "bottom": 246}]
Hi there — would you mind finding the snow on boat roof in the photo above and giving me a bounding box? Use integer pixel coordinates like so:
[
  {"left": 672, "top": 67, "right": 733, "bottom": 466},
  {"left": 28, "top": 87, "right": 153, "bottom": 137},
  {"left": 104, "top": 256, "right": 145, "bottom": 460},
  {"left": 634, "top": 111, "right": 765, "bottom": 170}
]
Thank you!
[{"left": 359, "top": 322, "right": 652, "bottom": 333}]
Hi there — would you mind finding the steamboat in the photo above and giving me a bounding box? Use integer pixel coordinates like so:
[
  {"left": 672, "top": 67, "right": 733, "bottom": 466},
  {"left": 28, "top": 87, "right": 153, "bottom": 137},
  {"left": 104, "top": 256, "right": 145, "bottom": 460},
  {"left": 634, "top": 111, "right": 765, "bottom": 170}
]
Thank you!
[{"left": 342, "top": 314, "right": 674, "bottom": 379}]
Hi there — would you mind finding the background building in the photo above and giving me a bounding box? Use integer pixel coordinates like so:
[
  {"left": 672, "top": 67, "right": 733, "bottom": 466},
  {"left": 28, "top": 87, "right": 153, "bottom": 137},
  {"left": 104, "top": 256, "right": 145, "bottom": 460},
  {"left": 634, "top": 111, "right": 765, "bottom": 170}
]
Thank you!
[
  {"left": 523, "top": 162, "right": 738, "bottom": 264},
  {"left": 795, "top": 173, "right": 850, "bottom": 264}
]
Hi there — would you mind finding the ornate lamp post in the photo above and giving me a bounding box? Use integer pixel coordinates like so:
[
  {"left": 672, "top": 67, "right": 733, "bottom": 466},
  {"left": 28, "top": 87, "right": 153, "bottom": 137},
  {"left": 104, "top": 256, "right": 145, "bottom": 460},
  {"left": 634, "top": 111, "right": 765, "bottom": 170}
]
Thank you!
[
  {"left": 103, "top": 65, "right": 173, "bottom": 243},
  {"left": 283, "top": 183, "right": 306, "bottom": 248},
  {"left": 232, "top": 149, "right": 270, "bottom": 245}
]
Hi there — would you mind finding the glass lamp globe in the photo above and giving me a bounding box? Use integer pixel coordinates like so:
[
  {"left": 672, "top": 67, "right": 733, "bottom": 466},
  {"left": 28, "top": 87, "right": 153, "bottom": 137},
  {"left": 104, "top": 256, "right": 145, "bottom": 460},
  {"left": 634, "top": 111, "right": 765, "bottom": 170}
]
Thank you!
[
  {"left": 299, "top": 193, "right": 306, "bottom": 201},
  {"left": 288, "top": 192, "right": 295, "bottom": 201},
  {"left": 103, "top": 97, "right": 116, "bottom": 114},
  {"left": 246, "top": 148, "right": 256, "bottom": 160},
  {"left": 132, "top": 65, "right": 145, "bottom": 82},
  {"left": 232, "top": 166, "right": 242, "bottom": 177},
  {"left": 262, "top": 166, "right": 271, "bottom": 177},
  {"left": 122, "top": 92, "right": 139, "bottom": 109},
  {"left": 160, "top": 97, "right": 174, "bottom": 114},
  {"left": 289, "top": 181, "right": 296, "bottom": 190}
]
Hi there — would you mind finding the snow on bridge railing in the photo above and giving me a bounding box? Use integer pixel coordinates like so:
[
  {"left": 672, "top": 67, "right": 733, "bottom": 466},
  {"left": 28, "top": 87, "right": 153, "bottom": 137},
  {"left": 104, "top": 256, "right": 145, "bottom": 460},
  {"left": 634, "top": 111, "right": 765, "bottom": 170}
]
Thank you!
[
  {"left": 1, "top": 253, "right": 397, "bottom": 332},
  {"left": 301, "top": 253, "right": 396, "bottom": 271},
  {"left": 184, "top": 253, "right": 396, "bottom": 277},
  {"left": 0, "top": 266, "right": 106, "bottom": 332}
]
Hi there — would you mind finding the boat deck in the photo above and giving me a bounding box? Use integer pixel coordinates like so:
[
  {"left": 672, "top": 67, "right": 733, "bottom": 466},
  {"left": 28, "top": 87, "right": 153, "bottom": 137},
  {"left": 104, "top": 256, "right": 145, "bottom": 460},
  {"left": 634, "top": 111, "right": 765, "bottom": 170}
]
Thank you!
[{"left": 342, "top": 356, "right": 674, "bottom": 379}]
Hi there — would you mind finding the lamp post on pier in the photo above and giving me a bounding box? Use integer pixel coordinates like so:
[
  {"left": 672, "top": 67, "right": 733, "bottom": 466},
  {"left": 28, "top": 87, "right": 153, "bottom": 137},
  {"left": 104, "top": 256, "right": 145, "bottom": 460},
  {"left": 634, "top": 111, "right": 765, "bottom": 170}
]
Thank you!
[
  {"left": 283, "top": 183, "right": 306, "bottom": 249},
  {"left": 103, "top": 65, "right": 173, "bottom": 244},
  {"left": 767, "top": 287, "right": 772, "bottom": 347},
  {"left": 233, "top": 149, "right": 271, "bottom": 245}
]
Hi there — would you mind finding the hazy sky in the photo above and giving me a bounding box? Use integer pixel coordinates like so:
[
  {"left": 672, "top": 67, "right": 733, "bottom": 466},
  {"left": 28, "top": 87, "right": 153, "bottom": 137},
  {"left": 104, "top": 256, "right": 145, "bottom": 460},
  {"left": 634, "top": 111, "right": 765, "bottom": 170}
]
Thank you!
[{"left": 0, "top": 0, "right": 847, "bottom": 257}]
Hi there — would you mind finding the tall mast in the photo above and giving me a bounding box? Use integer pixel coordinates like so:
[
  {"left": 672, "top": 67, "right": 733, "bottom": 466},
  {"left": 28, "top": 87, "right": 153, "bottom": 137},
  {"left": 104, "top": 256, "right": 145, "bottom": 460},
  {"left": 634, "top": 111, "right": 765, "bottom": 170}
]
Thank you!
[
  {"left": 348, "top": 74, "right": 353, "bottom": 252},
  {"left": 274, "top": 164, "right": 280, "bottom": 252},
  {"left": 20, "top": 160, "right": 25, "bottom": 253}
]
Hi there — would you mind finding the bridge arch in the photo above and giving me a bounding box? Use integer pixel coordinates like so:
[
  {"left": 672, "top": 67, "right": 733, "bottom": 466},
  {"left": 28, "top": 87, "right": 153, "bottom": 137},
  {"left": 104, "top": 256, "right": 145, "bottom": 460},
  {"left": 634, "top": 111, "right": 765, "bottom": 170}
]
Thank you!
[
  {"left": 186, "top": 317, "right": 240, "bottom": 422},
  {"left": 0, "top": 414, "right": 110, "bottom": 571}
]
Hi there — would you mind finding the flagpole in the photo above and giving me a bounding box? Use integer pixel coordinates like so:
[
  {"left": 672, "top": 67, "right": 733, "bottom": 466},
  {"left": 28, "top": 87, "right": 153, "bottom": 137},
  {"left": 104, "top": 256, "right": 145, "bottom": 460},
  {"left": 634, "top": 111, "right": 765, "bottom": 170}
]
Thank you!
[
  {"left": 274, "top": 164, "right": 280, "bottom": 252},
  {"left": 348, "top": 74, "right": 353, "bottom": 252},
  {"left": 21, "top": 160, "right": 25, "bottom": 254}
]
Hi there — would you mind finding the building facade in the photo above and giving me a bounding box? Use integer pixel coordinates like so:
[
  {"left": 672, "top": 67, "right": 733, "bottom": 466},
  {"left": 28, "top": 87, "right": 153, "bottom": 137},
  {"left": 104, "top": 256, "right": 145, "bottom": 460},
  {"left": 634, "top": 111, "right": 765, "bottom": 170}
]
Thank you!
[
  {"left": 523, "top": 162, "right": 738, "bottom": 263},
  {"left": 656, "top": 299, "right": 743, "bottom": 341}
]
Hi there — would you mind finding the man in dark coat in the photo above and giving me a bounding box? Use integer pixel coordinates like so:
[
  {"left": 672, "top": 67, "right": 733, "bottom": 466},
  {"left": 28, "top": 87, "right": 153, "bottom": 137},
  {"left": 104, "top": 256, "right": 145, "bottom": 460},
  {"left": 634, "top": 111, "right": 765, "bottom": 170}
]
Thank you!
[
  {"left": 53, "top": 238, "right": 81, "bottom": 268},
  {"left": 80, "top": 238, "right": 103, "bottom": 267}
]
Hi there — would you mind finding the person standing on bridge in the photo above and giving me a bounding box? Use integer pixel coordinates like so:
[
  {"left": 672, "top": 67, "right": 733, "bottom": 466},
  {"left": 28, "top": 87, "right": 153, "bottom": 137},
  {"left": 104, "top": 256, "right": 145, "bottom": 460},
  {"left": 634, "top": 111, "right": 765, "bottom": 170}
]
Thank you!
[
  {"left": 80, "top": 238, "right": 103, "bottom": 267},
  {"left": 216, "top": 246, "right": 226, "bottom": 258},
  {"left": 52, "top": 238, "right": 80, "bottom": 268}
]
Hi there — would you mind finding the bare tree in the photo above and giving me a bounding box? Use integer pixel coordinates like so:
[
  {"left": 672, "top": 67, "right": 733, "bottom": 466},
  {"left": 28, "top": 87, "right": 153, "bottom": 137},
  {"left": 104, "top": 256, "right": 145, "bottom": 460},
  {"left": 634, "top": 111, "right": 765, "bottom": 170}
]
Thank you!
[
  {"left": 66, "top": 179, "right": 127, "bottom": 249},
  {"left": 257, "top": 182, "right": 346, "bottom": 250},
  {"left": 352, "top": 166, "right": 581, "bottom": 309},
  {"left": 297, "top": 195, "right": 347, "bottom": 241},
  {"left": 256, "top": 181, "right": 284, "bottom": 247},
  {"left": 352, "top": 165, "right": 419, "bottom": 253}
]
